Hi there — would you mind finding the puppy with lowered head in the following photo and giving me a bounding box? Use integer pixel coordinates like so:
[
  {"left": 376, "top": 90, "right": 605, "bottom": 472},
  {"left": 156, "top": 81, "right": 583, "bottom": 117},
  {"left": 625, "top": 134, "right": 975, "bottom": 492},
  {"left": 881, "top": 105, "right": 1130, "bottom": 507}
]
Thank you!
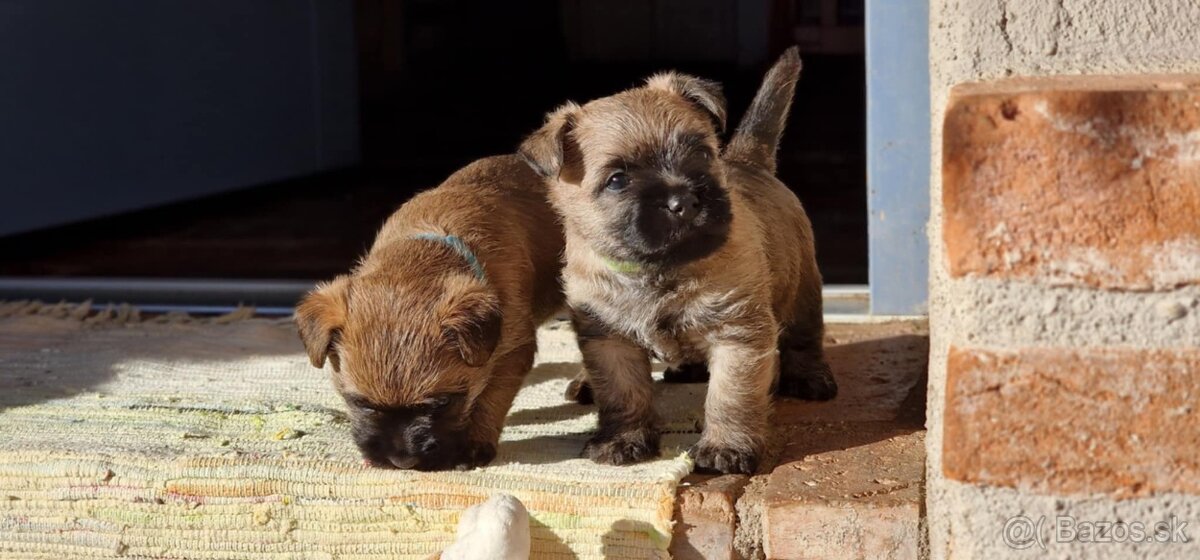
[
  {"left": 518, "top": 48, "right": 835, "bottom": 475},
  {"left": 295, "top": 155, "right": 563, "bottom": 471}
]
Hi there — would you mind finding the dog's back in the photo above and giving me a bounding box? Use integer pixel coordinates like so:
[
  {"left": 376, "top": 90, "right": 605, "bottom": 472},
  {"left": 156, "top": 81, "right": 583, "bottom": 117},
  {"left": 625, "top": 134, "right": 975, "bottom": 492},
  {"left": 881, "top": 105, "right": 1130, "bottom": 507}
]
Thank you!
[{"left": 370, "top": 155, "right": 565, "bottom": 325}]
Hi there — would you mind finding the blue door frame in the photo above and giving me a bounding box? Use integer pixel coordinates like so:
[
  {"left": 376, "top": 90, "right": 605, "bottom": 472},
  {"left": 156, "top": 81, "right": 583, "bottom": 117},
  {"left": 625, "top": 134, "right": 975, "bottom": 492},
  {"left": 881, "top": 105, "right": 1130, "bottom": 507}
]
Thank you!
[{"left": 865, "top": 0, "right": 930, "bottom": 315}]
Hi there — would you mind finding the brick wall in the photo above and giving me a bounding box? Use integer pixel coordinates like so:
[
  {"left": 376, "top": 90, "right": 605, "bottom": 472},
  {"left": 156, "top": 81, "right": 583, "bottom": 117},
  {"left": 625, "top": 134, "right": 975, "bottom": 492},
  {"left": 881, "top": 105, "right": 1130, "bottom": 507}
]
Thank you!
[{"left": 928, "top": 2, "right": 1200, "bottom": 558}]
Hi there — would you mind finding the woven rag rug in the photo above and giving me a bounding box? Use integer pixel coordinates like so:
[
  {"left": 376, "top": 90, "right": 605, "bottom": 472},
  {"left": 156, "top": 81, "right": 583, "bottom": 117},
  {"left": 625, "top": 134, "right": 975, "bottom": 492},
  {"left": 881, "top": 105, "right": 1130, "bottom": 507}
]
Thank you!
[{"left": 0, "top": 302, "right": 707, "bottom": 559}]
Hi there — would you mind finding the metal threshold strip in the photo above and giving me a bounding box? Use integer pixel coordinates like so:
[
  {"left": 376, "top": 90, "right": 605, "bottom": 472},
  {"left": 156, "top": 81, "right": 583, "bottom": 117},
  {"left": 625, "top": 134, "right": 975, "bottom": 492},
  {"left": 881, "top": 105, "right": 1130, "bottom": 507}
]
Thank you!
[
  {"left": 0, "top": 277, "right": 909, "bottom": 320},
  {"left": 0, "top": 277, "right": 311, "bottom": 316}
]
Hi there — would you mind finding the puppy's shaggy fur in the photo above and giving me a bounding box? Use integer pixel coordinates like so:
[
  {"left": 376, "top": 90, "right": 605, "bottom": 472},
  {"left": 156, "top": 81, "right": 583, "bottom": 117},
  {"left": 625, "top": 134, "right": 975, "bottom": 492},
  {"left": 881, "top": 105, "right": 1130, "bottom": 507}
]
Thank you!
[
  {"left": 519, "top": 48, "right": 835, "bottom": 475},
  {"left": 295, "top": 155, "right": 564, "bottom": 471}
]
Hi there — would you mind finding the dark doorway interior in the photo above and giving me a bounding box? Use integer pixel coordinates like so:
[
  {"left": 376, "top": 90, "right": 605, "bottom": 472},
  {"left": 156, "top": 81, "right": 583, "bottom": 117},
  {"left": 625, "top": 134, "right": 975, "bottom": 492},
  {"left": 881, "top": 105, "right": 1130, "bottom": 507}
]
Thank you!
[{"left": 0, "top": 0, "right": 866, "bottom": 284}]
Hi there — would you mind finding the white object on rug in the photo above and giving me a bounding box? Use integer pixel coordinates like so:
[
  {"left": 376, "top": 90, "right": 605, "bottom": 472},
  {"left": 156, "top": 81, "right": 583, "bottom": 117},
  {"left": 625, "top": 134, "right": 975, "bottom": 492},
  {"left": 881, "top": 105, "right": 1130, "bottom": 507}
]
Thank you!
[{"left": 441, "top": 494, "right": 531, "bottom": 560}]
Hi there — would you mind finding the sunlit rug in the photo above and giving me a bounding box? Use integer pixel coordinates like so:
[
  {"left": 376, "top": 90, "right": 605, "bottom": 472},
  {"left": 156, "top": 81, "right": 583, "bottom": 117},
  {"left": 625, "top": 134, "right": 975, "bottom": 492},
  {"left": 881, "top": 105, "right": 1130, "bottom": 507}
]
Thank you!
[{"left": 0, "top": 301, "right": 703, "bottom": 559}]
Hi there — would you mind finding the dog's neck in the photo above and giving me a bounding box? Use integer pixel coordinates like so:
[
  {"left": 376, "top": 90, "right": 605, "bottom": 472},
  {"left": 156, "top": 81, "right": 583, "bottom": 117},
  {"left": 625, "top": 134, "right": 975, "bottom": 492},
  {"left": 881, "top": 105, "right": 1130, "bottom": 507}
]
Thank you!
[
  {"left": 567, "top": 237, "right": 711, "bottom": 286},
  {"left": 598, "top": 256, "right": 645, "bottom": 274},
  {"left": 408, "top": 232, "right": 487, "bottom": 282}
]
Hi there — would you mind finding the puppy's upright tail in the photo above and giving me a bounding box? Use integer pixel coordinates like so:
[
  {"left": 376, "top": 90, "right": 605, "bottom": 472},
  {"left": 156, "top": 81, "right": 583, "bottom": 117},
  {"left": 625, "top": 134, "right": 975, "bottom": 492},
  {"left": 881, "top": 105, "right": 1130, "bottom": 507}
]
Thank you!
[{"left": 724, "top": 47, "right": 801, "bottom": 174}]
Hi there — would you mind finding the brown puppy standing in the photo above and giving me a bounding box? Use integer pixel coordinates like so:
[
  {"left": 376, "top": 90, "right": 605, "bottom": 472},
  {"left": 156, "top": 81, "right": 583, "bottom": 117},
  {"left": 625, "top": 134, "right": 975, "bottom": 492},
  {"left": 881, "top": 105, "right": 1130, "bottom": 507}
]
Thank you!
[
  {"left": 295, "top": 155, "right": 563, "bottom": 471},
  {"left": 518, "top": 48, "right": 835, "bottom": 475}
]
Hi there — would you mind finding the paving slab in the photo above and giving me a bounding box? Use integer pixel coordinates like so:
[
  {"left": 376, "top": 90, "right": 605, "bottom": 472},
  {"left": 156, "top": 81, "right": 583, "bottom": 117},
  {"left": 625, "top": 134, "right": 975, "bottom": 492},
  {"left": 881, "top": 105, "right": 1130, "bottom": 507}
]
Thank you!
[
  {"left": 672, "top": 319, "right": 929, "bottom": 559},
  {"left": 764, "top": 426, "right": 925, "bottom": 560}
]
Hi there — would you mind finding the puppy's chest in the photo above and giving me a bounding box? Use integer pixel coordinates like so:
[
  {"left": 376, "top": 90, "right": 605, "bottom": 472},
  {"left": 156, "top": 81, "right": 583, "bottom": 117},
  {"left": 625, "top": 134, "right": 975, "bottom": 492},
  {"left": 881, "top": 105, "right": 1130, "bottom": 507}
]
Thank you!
[{"left": 578, "top": 281, "right": 722, "bottom": 364}]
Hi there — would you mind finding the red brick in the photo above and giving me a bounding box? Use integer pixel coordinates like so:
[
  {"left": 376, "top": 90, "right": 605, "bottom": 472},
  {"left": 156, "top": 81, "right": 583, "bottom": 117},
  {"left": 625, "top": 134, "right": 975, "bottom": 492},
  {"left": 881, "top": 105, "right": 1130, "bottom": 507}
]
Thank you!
[
  {"left": 671, "top": 475, "right": 749, "bottom": 560},
  {"left": 944, "top": 346, "right": 1200, "bottom": 497},
  {"left": 942, "top": 75, "right": 1200, "bottom": 290}
]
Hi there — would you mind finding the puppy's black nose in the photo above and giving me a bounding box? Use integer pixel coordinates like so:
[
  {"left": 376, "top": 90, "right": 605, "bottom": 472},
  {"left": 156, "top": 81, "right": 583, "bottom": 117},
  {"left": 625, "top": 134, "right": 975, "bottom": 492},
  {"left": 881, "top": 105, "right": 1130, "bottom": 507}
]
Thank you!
[
  {"left": 665, "top": 192, "right": 700, "bottom": 221},
  {"left": 388, "top": 454, "right": 419, "bottom": 469}
]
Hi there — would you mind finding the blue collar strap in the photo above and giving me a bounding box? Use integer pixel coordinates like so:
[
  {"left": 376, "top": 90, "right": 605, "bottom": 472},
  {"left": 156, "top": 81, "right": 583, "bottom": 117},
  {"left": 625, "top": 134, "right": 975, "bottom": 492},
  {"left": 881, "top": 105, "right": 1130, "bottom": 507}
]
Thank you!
[{"left": 410, "top": 233, "right": 487, "bottom": 282}]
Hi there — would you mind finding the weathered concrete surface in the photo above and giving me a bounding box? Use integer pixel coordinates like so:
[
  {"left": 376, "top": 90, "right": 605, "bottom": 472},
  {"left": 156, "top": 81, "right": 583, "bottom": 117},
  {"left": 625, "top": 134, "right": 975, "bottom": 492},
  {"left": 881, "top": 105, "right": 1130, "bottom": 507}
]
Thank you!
[
  {"left": 946, "top": 280, "right": 1200, "bottom": 348},
  {"left": 732, "top": 475, "right": 770, "bottom": 560},
  {"left": 929, "top": 1, "right": 1200, "bottom": 558},
  {"left": 763, "top": 426, "right": 924, "bottom": 560},
  {"left": 771, "top": 320, "right": 928, "bottom": 426}
]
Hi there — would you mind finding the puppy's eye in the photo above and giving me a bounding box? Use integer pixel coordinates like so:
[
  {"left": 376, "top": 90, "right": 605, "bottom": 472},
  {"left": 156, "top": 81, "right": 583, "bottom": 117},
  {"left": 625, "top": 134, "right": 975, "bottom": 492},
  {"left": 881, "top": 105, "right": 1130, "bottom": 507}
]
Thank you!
[
  {"left": 345, "top": 395, "right": 385, "bottom": 414},
  {"left": 605, "top": 172, "right": 630, "bottom": 191},
  {"left": 422, "top": 393, "right": 463, "bottom": 412},
  {"left": 426, "top": 395, "right": 452, "bottom": 409}
]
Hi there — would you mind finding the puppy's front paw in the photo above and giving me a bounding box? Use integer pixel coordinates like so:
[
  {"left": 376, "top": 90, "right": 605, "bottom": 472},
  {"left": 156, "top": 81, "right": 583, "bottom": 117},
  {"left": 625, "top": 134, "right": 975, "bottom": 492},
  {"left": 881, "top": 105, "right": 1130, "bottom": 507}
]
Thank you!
[
  {"left": 565, "top": 375, "right": 594, "bottom": 404},
  {"left": 662, "top": 362, "right": 710, "bottom": 383},
  {"left": 688, "top": 441, "right": 759, "bottom": 475},
  {"left": 778, "top": 354, "right": 838, "bottom": 401},
  {"left": 454, "top": 440, "right": 498, "bottom": 471},
  {"left": 582, "top": 427, "right": 660, "bottom": 465}
]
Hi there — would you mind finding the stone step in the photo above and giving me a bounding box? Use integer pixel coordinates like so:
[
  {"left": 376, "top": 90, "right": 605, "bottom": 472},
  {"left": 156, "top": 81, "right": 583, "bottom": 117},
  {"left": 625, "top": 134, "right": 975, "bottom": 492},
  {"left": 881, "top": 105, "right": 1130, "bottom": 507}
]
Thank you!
[
  {"left": 671, "top": 320, "right": 929, "bottom": 560},
  {"left": 762, "top": 424, "right": 924, "bottom": 560}
]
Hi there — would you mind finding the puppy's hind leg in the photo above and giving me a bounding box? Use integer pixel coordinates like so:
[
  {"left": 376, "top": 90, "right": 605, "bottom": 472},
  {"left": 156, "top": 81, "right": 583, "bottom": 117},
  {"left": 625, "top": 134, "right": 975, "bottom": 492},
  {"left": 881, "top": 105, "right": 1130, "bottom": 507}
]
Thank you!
[
  {"left": 779, "top": 346, "right": 837, "bottom": 401},
  {"left": 564, "top": 368, "right": 594, "bottom": 404},
  {"left": 569, "top": 358, "right": 702, "bottom": 402},
  {"left": 662, "top": 362, "right": 710, "bottom": 383},
  {"left": 777, "top": 290, "right": 837, "bottom": 401}
]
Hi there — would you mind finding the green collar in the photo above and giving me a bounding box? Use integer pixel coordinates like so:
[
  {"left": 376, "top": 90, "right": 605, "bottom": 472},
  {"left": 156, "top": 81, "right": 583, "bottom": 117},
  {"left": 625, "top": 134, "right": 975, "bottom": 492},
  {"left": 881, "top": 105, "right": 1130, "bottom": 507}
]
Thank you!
[{"left": 600, "top": 256, "right": 644, "bottom": 274}]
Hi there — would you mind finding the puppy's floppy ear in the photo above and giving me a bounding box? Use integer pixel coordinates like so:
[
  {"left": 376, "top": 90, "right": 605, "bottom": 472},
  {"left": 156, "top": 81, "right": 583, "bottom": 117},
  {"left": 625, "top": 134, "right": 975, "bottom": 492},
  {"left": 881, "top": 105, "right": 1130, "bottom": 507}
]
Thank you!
[
  {"left": 295, "top": 276, "right": 350, "bottom": 371},
  {"left": 645, "top": 72, "right": 728, "bottom": 133},
  {"left": 518, "top": 102, "right": 583, "bottom": 184},
  {"left": 438, "top": 284, "right": 503, "bottom": 368}
]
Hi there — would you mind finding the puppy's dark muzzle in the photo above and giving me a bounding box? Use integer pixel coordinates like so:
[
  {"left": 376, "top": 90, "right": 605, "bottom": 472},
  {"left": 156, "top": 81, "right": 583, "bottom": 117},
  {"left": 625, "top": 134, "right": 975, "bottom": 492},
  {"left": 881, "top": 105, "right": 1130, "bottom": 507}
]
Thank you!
[
  {"left": 623, "top": 185, "right": 731, "bottom": 265},
  {"left": 367, "top": 439, "right": 455, "bottom": 471},
  {"left": 356, "top": 424, "right": 466, "bottom": 471},
  {"left": 379, "top": 432, "right": 438, "bottom": 469}
]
